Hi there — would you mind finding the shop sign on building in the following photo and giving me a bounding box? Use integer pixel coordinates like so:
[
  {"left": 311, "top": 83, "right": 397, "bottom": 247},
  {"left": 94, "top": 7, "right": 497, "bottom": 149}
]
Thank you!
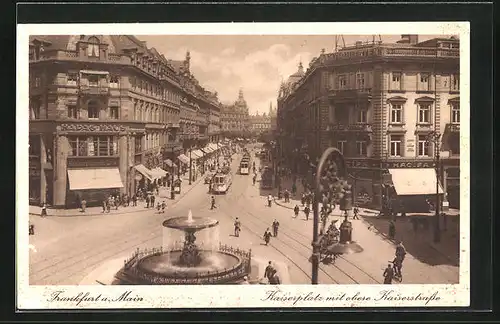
[
  {"left": 345, "top": 158, "right": 436, "bottom": 170},
  {"left": 67, "top": 157, "right": 119, "bottom": 168}
]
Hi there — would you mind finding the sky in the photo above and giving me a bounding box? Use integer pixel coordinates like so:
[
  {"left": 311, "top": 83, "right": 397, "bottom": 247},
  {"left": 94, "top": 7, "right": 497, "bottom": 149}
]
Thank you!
[{"left": 137, "top": 35, "right": 454, "bottom": 115}]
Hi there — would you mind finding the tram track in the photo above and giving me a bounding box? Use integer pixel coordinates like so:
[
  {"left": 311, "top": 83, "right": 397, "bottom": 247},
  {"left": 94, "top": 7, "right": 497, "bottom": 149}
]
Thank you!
[
  {"left": 30, "top": 187, "right": 211, "bottom": 285},
  {"left": 231, "top": 158, "right": 380, "bottom": 284}
]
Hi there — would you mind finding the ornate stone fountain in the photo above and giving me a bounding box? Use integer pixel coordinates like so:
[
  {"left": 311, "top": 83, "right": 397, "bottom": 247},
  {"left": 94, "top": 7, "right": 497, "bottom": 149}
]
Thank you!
[{"left": 115, "top": 211, "right": 251, "bottom": 285}]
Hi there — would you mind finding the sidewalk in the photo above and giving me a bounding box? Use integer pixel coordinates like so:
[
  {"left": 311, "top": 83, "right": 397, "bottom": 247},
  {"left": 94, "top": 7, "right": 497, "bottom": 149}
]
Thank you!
[
  {"left": 271, "top": 177, "right": 459, "bottom": 266},
  {"left": 28, "top": 174, "right": 206, "bottom": 217}
]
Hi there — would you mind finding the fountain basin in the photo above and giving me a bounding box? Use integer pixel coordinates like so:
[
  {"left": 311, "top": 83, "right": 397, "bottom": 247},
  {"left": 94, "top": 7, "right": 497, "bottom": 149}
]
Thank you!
[
  {"left": 163, "top": 216, "right": 219, "bottom": 231},
  {"left": 138, "top": 250, "right": 242, "bottom": 278},
  {"left": 115, "top": 244, "right": 251, "bottom": 285}
]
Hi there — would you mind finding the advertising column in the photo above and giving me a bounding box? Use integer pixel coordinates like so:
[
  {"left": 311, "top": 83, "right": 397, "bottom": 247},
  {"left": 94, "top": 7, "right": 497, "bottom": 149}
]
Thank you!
[
  {"left": 53, "top": 133, "right": 69, "bottom": 208},
  {"left": 119, "top": 134, "right": 128, "bottom": 195}
]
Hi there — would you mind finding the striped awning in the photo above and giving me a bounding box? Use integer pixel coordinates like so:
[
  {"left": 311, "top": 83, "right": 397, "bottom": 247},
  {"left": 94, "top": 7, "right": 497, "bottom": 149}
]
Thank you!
[
  {"left": 191, "top": 149, "right": 204, "bottom": 159},
  {"left": 164, "top": 159, "right": 177, "bottom": 168},
  {"left": 201, "top": 146, "right": 213, "bottom": 154},
  {"left": 134, "top": 164, "right": 154, "bottom": 181},
  {"left": 209, "top": 143, "right": 219, "bottom": 151},
  {"left": 151, "top": 167, "right": 167, "bottom": 179},
  {"left": 177, "top": 154, "right": 190, "bottom": 165}
]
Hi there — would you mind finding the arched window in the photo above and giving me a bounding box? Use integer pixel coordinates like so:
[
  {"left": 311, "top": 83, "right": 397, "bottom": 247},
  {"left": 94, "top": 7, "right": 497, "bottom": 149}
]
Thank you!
[
  {"left": 87, "top": 36, "right": 100, "bottom": 58},
  {"left": 88, "top": 100, "right": 100, "bottom": 119}
]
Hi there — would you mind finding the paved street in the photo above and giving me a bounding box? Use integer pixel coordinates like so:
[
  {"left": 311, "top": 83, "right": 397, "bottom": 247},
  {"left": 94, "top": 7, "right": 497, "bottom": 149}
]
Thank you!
[{"left": 28, "top": 150, "right": 458, "bottom": 285}]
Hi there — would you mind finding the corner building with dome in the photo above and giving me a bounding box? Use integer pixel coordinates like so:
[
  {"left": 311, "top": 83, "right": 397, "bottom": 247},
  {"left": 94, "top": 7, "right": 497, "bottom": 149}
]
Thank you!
[{"left": 277, "top": 35, "right": 461, "bottom": 210}]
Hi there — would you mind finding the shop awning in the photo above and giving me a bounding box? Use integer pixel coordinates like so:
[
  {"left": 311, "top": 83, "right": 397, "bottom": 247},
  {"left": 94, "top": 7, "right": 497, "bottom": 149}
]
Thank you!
[
  {"left": 201, "top": 146, "right": 213, "bottom": 154},
  {"left": 151, "top": 167, "right": 168, "bottom": 179},
  {"left": 134, "top": 164, "right": 154, "bottom": 181},
  {"left": 67, "top": 168, "right": 124, "bottom": 191},
  {"left": 389, "top": 169, "right": 444, "bottom": 196},
  {"left": 209, "top": 143, "right": 219, "bottom": 151},
  {"left": 164, "top": 159, "right": 177, "bottom": 168},
  {"left": 177, "top": 154, "right": 190, "bottom": 165},
  {"left": 191, "top": 149, "right": 204, "bottom": 160}
]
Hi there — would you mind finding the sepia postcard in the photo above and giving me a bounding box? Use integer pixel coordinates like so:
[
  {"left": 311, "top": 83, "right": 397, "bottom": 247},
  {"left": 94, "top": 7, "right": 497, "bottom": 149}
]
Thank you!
[{"left": 17, "top": 22, "right": 470, "bottom": 309}]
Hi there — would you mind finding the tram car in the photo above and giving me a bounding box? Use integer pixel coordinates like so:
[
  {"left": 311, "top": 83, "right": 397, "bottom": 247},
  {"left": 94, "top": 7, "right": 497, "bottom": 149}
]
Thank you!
[
  {"left": 239, "top": 159, "right": 250, "bottom": 175},
  {"left": 211, "top": 171, "right": 233, "bottom": 194}
]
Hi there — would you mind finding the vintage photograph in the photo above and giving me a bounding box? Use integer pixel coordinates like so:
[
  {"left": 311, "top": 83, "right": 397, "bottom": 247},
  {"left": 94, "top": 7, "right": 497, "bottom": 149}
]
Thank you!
[{"left": 18, "top": 22, "right": 469, "bottom": 308}]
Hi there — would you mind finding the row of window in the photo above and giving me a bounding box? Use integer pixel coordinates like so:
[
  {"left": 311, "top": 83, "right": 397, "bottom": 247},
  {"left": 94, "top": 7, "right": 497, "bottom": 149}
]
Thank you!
[
  {"left": 390, "top": 102, "right": 460, "bottom": 124},
  {"left": 330, "top": 72, "right": 459, "bottom": 92},
  {"left": 132, "top": 100, "right": 179, "bottom": 124},
  {"left": 335, "top": 134, "right": 460, "bottom": 158},
  {"left": 130, "top": 76, "right": 182, "bottom": 104},
  {"left": 68, "top": 136, "right": 119, "bottom": 157}
]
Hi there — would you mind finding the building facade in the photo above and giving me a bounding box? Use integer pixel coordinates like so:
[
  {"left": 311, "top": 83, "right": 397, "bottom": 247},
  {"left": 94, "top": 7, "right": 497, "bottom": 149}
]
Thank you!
[
  {"left": 28, "top": 35, "right": 221, "bottom": 208},
  {"left": 277, "top": 35, "right": 460, "bottom": 208},
  {"left": 249, "top": 113, "right": 271, "bottom": 135},
  {"left": 221, "top": 89, "right": 250, "bottom": 137}
]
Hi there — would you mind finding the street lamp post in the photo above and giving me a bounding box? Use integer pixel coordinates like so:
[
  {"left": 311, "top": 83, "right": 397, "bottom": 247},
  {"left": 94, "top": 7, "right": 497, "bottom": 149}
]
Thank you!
[
  {"left": 311, "top": 147, "right": 348, "bottom": 284},
  {"left": 426, "top": 131, "right": 442, "bottom": 243},
  {"left": 189, "top": 146, "right": 193, "bottom": 185},
  {"left": 171, "top": 146, "right": 175, "bottom": 200}
]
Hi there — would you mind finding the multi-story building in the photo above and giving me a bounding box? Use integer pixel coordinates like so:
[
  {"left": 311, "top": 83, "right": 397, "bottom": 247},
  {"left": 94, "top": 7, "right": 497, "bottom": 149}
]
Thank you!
[
  {"left": 28, "top": 35, "right": 221, "bottom": 208},
  {"left": 221, "top": 89, "right": 250, "bottom": 137},
  {"left": 249, "top": 113, "right": 271, "bottom": 135},
  {"left": 249, "top": 102, "right": 277, "bottom": 136},
  {"left": 277, "top": 35, "right": 460, "bottom": 208}
]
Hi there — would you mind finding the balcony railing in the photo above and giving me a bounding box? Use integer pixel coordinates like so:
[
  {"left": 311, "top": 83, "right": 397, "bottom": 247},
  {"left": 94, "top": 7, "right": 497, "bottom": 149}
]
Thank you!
[
  {"left": 79, "top": 84, "right": 109, "bottom": 95},
  {"left": 327, "top": 123, "right": 373, "bottom": 132},
  {"left": 322, "top": 45, "right": 459, "bottom": 64}
]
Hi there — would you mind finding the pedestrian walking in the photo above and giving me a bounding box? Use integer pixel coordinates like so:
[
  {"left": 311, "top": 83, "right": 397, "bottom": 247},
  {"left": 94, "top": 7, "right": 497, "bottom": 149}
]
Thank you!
[
  {"left": 252, "top": 174, "right": 256, "bottom": 185},
  {"left": 132, "top": 194, "right": 137, "bottom": 207},
  {"left": 102, "top": 200, "right": 107, "bottom": 213},
  {"left": 234, "top": 217, "right": 241, "bottom": 237},
  {"left": 267, "top": 194, "right": 273, "bottom": 207},
  {"left": 383, "top": 263, "right": 394, "bottom": 284},
  {"left": 293, "top": 205, "right": 300, "bottom": 218},
  {"left": 145, "top": 195, "right": 150, "bottom": 208},
  {"left": 353, "top": 206, "right": 360, "bottom": 220},
  {"left": 106, "top": 202, "right": 111, "bottom": 213},
  {"left": 211, "top": 196, "right": 217, "bottom": 210},
  {"left": 157, "top": 202, "right": 161, "bottom": 213},
  {"left": 301, "top": 193, "right": 305, "bottom": 206},
  {"left": 126, "top": 195, "right": 131, "bottom": 207},
  {"left": 150, "top": 195, "right": 156, "bottom": 208},
  {"left": 263, "top": 228, "right": 272, "bottom": 246},
  {"left": 264, "top": 261, "right": 275, "bottom": 281},
  {"left": 40, "top": 202, "right": 47, "bottom": 217},
  {"left": 272, "top": 219, "right": 280, "bottom": 237},
  {"left": 284, "top": 189, "right": 290, "bottom": 203},
  {"left": 161, "top": 201, "right": 166, "bottom": 214},
  {"left": 29, "top": 222, "right": 35, "bottom": 235},
  {"left": 388, "top": 220, "right": 396, "bottom": 240},
  {"left": 304, "top": 205, "right": 310, "bottom": 220},
  {"left": 80, "top": 198, "right": 87, "bottom": 212}
]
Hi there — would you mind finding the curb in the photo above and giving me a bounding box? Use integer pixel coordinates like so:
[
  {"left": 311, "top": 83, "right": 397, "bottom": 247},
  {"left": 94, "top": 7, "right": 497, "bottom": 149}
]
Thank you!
[{"left": 29, "top": 175, "right": 205, "bottom": 218}]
